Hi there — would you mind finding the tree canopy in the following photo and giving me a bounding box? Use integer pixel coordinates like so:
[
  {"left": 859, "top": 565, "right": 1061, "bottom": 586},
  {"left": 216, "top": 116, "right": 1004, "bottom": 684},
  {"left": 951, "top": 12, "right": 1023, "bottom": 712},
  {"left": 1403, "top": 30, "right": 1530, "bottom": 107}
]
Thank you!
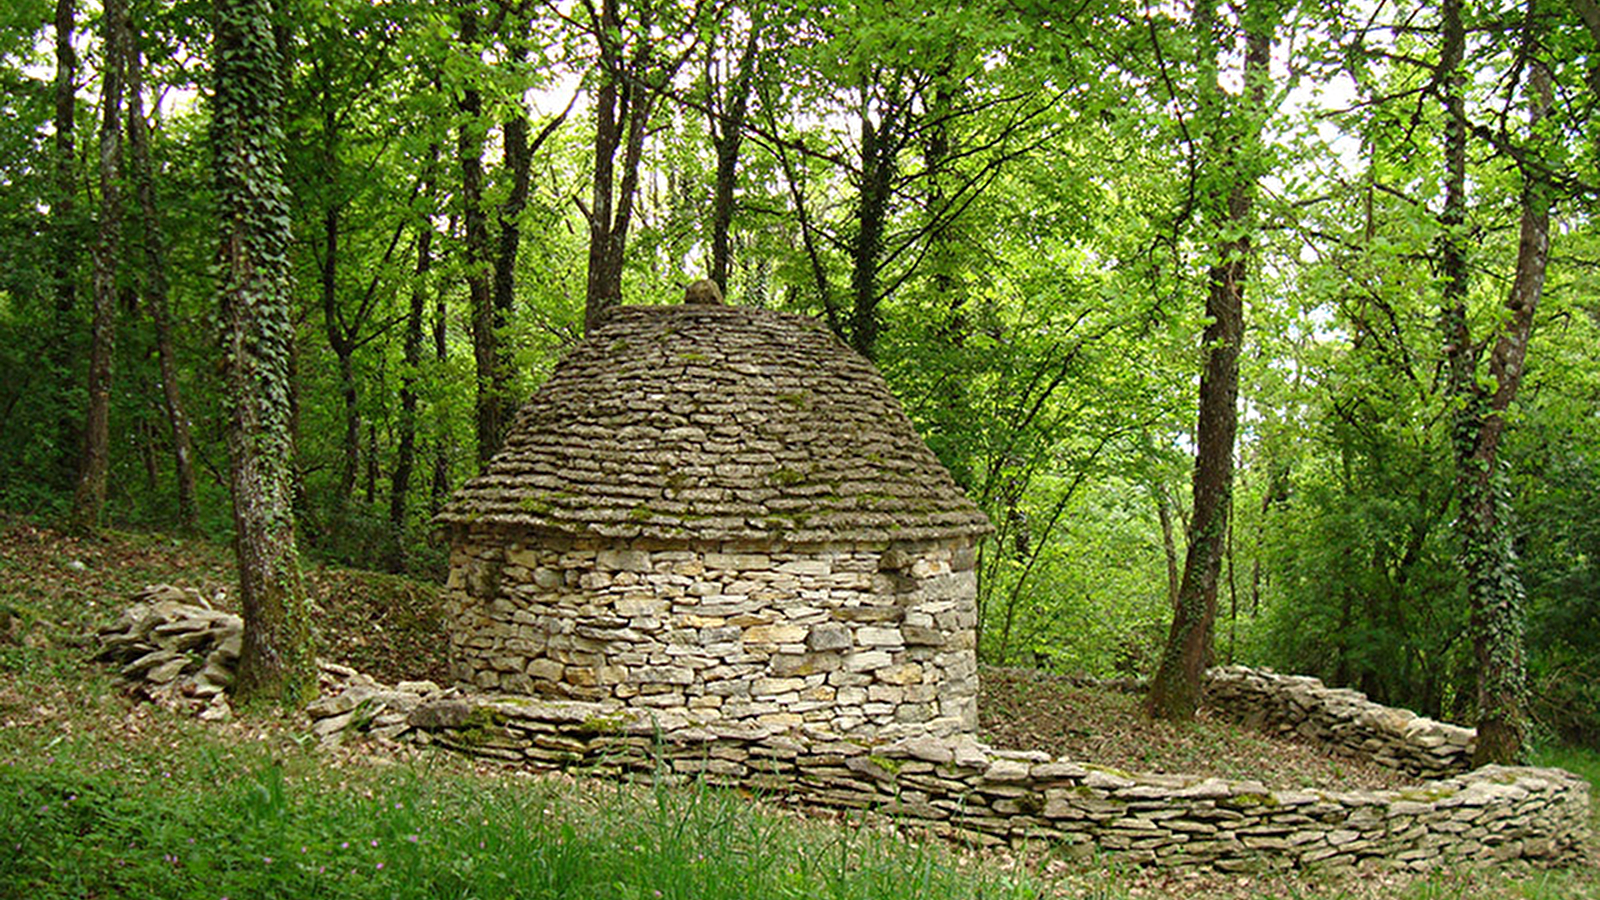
[{"left": 0, "top": 0, "right": 1596, "bottom": 747}]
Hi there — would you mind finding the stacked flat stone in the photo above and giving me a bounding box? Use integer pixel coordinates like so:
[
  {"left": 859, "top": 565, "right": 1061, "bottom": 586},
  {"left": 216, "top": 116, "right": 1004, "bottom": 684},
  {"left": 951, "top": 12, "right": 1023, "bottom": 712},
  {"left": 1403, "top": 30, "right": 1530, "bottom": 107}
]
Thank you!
[
  {"left": 390, "top": 694, "right": 1589, "bottom": 874},
  {"left": 436, "top": 304, "right": 991, "bottom": 740},
  {"left": 1205, "top": 666, "right": 1476, "bottom": 778},
  {"left": 95, "top": 586, "right": 239, "bottom": 720},
  {"left": 436, "top": 304, "right": 990, "bottom": 544},
  {"left": 304, "top": 666, "right": 454, "bottom": 748},
  {"left": 92, "top": 594, "right": 1594, "bottom": 874}
]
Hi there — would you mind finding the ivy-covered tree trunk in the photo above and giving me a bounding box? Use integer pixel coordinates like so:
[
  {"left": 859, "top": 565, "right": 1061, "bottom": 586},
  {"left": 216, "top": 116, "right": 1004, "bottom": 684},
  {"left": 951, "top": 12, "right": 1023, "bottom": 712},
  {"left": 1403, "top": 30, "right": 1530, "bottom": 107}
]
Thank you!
[
  {"left": 848, "top": 82, "right": 896, "bottom": 362},
  {"left": 1438, "top": 0, "right": 1549, "bottom": 765},
  {"left": 213, "top": 0, "right": 315, "bottom": 705},
  {"left": 1145, "top": 0, "right": 1275, "bottom": 721},
  {"left": 126, "top": 32, "right": 199, "bottom": 532},
  {"left": 72, "top": 0, "right": 128, "bottom": 529}
]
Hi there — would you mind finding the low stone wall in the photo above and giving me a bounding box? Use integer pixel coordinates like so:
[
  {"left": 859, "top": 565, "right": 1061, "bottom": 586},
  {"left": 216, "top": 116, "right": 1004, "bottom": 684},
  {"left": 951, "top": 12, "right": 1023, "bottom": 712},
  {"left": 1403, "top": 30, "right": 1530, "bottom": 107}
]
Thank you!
[
  {"left": 97, "top": 597, "right": 1591, "bottom": 875},
  {"left": 445, "top": 531, "right": 980, "bottom": 740},
  {"left": 381, "top": 693, "right": 1587, "bottom": 874},
  {"left": 1205, "top": 666, "right": 1477, "bottom": 778}
]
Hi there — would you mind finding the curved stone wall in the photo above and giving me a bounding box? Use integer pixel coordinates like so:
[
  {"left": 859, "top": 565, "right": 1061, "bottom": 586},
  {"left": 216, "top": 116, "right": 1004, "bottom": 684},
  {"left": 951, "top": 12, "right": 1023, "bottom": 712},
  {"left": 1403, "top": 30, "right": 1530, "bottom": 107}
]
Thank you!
[
  {"left": 98, "top": 598, "right": 1591, "bottom": 875},
  {"left": 1205, "top": 666, "right": 1476, "bottom": 778},
  {"left": 444, "top": 532, "right": 980, "bottom": 740},
  {"left": 389, "top": 693, "right": 1588, "bottom": 874}
]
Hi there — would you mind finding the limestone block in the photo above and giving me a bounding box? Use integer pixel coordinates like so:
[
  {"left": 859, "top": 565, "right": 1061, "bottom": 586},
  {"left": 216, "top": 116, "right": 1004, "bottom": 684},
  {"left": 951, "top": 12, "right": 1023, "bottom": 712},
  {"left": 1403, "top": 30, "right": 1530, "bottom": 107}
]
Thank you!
[
  {"left": 877, "top": 663, "right": 924, "bottom": 685},
  {"left": 743, "top": 624, "right": 807, "bottom": 644},
  {"left": 807, "top": 623, "right": 851, "bottom": 651},
  {"left": 753, "top": 677, "right": 808, "bottom": 696},
  {"left": 867, "top": 685, "right": 904, "bottom": 704},
  {"left": 844, "top": 650, "right": 892, "bottom": 672},
  {"left": 771, "top": 653, "right": 840, "bottom": 677},
  {"left": 856, "top": 626, "right": 904, "bottom": 648},
  {"left": 637, "top": 665, "right": 694, "bottom": 685}
]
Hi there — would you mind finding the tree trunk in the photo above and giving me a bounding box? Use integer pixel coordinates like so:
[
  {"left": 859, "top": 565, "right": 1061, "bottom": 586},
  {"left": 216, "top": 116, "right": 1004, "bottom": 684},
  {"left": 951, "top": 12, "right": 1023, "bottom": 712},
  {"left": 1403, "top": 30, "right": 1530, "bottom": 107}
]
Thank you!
[
  {"left": 72, "top": 0, "right": 128, "bottom": 529},
  {"left": 364, "top": 419, "right": 378, "bottom": 504},
  {"left": 457, "top": 2, "right": 497, "bottom": 466},
  {"left": 126, "top": 32, "right": 198, "bottom": 531},
  {"left": 52, "top": 0, "right": 77, "bottom": 315},
  {"left": 487, "top": 40, "right": 535, "bottom": 458},
  {"left": 1145, "top": 1, "right": 1272, "bottom": 721},
  {"left": 389, "top": 145, "right": 437, "bottom": 572},
  {"left": 319, "top": 200, "right": 362, "bottom": 506},
  {"left": 49, "top": 0, "right": 80, "bottom": 488},
  {"left": 582, "top": 0, "right": 675, "bottom": 332},
  {"left": 1155, "top": 483, "right": 1181, "bottom": 609},
  {"left": 708, "top": 17, "right": 761, "bottom": 292},
  {"left": 213, "top": 0, "right": 315, "bottom": 705},
  {"left": 583, "top": 0, "right": 626, "bottom": 330},
  {"left": 1440, "top": 0, "right": 1549, "bottom": 764},
  {"left": 848, "top": 81, "right": 897, "bottom": 361},
  {"left": 431, "top": 220, "right": 452, "bottom": 514}
]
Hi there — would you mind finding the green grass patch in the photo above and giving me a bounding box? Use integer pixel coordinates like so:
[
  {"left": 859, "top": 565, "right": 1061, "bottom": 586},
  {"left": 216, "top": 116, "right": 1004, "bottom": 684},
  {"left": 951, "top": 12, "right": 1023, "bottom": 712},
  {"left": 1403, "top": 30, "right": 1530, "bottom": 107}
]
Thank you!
[
  {"left": 1533, "top": 744, "right": 1600, "bottom": 792},
  {"left": 0, "top": 749, "right": 1044, "bottom": 900}
]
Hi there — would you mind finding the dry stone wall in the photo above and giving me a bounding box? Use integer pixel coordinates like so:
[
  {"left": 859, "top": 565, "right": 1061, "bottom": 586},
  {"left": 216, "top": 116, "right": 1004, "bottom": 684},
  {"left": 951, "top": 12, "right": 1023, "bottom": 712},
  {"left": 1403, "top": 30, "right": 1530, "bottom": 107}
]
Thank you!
[
  {"left": 445, "top": 530, "right": 980, "bottom": 740},
  {"left": 381, "top": 693, "right": 1586, "bottom": 875},
  {"left": 99, "top": 596, "right": 1592, "bottom": 875},
  {"left": 1205, "top": 666, "right": 1477, "bottom": 778}
]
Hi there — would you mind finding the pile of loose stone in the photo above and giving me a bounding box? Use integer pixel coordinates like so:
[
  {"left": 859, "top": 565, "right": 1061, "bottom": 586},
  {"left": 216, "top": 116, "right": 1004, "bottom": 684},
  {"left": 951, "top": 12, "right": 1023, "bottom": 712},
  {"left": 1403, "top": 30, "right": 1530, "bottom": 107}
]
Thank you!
[
  {"left": 95, "top": 585, "right": 242, "bottom": 721},
  {"left": 1205, "top": 666, "right": 1476, "bottom": 778},
  {"left": 96, "top": 588, "right": 457, "bottom": 744}
]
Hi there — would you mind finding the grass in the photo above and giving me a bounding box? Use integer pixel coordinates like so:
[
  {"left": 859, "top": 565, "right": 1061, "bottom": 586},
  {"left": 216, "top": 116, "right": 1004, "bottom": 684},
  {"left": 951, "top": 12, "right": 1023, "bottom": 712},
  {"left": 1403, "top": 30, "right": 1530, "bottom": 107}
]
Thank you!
[
  {"left": 2, "top": 514, "right": 1599, "bottom": 899},
  {"left": 1, "top": 739, "right": 1046, "bottom": 900}
]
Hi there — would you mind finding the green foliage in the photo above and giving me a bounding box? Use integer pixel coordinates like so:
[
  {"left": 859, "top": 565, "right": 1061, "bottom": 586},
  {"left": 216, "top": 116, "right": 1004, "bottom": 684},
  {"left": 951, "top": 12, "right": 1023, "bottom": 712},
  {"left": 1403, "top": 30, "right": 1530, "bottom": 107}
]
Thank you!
[{"left": 2, "top": 0, "right": 1599, "bottom": 744}]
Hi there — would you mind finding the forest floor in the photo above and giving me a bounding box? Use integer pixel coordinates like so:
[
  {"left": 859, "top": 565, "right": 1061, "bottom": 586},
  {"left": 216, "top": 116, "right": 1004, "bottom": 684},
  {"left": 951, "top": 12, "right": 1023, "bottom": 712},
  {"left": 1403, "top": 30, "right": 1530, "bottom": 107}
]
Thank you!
[{"left": 2, "top": 515, "right": 1596, "bottom": 899}]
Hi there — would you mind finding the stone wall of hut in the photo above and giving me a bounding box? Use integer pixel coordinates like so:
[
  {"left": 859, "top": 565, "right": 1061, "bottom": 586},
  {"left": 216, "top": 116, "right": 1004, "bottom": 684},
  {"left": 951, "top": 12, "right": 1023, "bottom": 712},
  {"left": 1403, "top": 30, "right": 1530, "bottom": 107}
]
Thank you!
[{"left": 443, "top": 528, "right": 980, "bottom": 739}]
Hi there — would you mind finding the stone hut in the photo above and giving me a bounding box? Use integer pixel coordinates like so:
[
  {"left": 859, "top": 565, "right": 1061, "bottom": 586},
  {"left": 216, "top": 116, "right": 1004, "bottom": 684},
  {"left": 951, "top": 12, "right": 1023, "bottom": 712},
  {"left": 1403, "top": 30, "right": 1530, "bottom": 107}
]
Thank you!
[{"left": 435, "top": 303, "right": 991, "bottom": 739}]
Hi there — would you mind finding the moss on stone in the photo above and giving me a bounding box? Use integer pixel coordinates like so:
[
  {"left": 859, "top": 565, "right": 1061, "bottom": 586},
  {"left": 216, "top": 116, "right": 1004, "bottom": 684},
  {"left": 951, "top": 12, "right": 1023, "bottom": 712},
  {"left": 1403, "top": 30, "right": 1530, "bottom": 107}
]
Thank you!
[
  {"left": 458, "top": 705, "right": 509, "bottom": 746},
  {"left": 766, "top": 468, "right": 804, "bottom": 487},
  {"left": 579, "top": 712, "right": 633, "bottom": 734},
  {"left": 867, "top": 753, "right": 905, "bottom": 775},
  {"left": 1222, "top": 792, "right": 1279, "bottom": 808}
]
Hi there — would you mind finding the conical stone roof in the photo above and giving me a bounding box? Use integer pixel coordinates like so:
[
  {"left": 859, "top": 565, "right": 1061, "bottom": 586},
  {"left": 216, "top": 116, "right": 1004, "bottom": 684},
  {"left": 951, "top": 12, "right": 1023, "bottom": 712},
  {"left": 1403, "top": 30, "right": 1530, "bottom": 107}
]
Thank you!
[{"left": 437, "top": 304, "right": 991, "bottom": 544}]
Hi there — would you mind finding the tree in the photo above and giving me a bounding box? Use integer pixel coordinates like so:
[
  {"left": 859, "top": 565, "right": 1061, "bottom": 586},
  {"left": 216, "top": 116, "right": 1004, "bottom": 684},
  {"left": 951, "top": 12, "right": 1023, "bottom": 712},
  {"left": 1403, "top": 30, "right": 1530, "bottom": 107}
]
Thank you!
[
  {"left": 213, "top": 0, "right": 315, "bottom": 704},
  {"left": 388, "top": 142, "right": 437, "bottom": 572},
  {"left": 1146, "top": 0, "right": 1278, "bottom": 721},
  {"left": 1437, "top": 0, "right": 1553, "bottom": 765},
  {"left": 704, "top": 4, "right": 763, "bottom": 292},
  {"left": 71, "top": 0, "right": 129, "bottom": 529},
  {"left": 126, "top": 12, "right": 199, "bottom": 532},
  {"left": 578, "top": 0, "right": 707, "bottom": 331},
  {"left": 46, "top": 0, "right": 81, "bottom": 491}
]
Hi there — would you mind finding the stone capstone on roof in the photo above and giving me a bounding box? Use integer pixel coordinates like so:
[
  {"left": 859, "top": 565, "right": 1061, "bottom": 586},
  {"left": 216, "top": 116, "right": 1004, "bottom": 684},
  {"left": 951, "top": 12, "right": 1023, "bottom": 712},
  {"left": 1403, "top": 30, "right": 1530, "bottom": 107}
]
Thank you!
[{"left": 437, "top": 304, "right": 992, "bottom": 543}]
